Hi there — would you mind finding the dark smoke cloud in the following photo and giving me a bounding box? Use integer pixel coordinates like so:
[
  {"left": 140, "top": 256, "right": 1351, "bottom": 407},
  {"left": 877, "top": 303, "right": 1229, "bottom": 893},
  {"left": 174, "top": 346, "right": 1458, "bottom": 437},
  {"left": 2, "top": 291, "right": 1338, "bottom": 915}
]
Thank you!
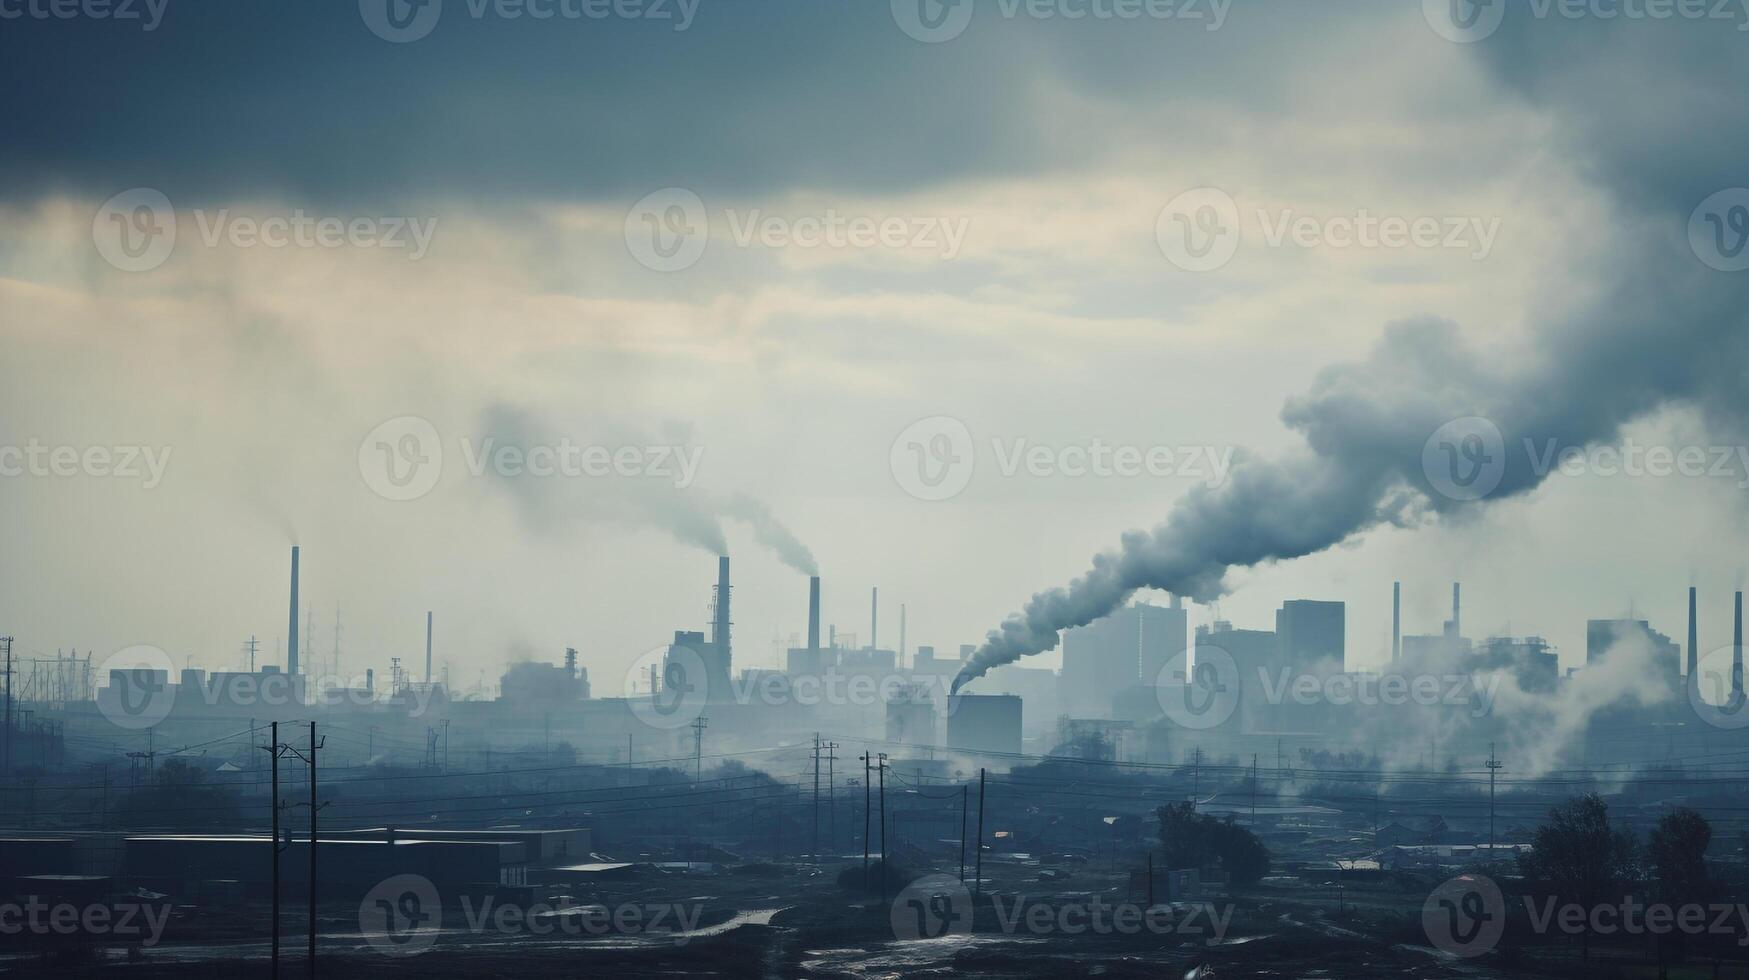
[{"left": 955, "top": 22, "right": 1749, "bottom": 692}]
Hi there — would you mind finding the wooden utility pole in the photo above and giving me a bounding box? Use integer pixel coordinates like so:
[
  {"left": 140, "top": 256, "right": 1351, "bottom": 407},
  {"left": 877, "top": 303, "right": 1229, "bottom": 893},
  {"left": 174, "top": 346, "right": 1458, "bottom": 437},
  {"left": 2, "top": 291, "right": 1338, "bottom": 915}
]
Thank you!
[
  {"left": 877, "top": 753, "right": 888, "bottom": 902},
  {"left": 308, "top": 721, "right": 318, "bottom": 978},
  {"left": 690, "top": 717, "right": 708, "bottom": 783},
  {"left": 1486, "top": 743, "right": 1503, "bottom": 859},
  {"left": 267, "top": 721, "right": 281, "bottom": 980},
  {"left": 824, "top": 741, "right": 837, "bottom": 853},
  {"left": 861, "top": 752, "right": 872, "bottom": 892},
  {"left": 2, "top": 637, "right": 13, "bottom": 775},
  {"left": 958, "top": 784, "right": 968, "bottom": 882},
  {"left": 974, "top": 768, "right": 986, "bottom": 898},
  {"left": 811, "top": 734, "right": 821, "bottom": 861}
]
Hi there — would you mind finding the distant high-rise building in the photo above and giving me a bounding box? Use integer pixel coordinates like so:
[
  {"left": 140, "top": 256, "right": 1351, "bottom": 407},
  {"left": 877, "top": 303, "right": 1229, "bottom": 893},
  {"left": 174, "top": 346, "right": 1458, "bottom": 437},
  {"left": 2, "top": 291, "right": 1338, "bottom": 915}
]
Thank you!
[
  {"left": 1061, "top": 602, "right": 1181, "bottom": 716},
  {"left": 1195, "top": 620, "right": 1278, "bottom": 731},
  {"left": 1276, "top": 600, "right": 1346, "bottom": 676}
]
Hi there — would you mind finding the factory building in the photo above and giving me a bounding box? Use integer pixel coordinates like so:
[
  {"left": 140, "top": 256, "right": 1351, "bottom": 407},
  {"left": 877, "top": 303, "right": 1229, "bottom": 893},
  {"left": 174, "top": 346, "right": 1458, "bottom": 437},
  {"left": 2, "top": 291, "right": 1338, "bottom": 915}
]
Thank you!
[{"left": 946, "top": 693, "right": 1022, "bottom": 756}]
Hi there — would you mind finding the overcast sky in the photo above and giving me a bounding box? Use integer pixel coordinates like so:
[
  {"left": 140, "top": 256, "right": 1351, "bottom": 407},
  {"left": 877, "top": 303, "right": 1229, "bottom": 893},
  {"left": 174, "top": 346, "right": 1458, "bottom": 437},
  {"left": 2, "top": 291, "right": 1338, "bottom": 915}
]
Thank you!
[{"left": 2, "top": 0, "right": 1746, "bottom": 695}]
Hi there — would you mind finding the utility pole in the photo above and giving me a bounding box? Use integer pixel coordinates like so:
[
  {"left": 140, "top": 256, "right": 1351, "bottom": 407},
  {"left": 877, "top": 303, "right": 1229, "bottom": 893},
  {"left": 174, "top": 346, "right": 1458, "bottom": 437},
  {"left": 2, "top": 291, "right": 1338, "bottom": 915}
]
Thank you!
[
  {"left": 690, "top": 717, "right": 708, "bottom": 783},
  {"left": 861, "top": 752, "right": 872, "bottom": 892},
  {"left": 2, "top": 637, "right": 13, "bottom": 775},
  {"left": 1191, "top": 746, "right": 1202, "bottom": 811},
  {"left": 1486, "top": 743, "right": 1503, "bottom": 860},
  {"left": 1251, "top": 754, "right": 1258, "bottom": 824},
  {"left": 974, "top": 768, "right": 986, "bottom": 899},
  {"left": 958, "top": 784, "right": 968, "bottom": 882},
  {"left": 0, "top": 642, "right": 17, "bottom": 776},
  {"left": 811, "top": 734, "right": 821, "bottom": 861},
  {"left": 877, "top": 753, "right": 888, "bottom": 904},
  {"left": 824, "top": 741, "right": 837, "bottom": 852},
  {"left": 308, "top": 721, "right": 318, "bottom": 979},
  {"left": 266, "top": 722, "right": 281, "bottom": 980}
]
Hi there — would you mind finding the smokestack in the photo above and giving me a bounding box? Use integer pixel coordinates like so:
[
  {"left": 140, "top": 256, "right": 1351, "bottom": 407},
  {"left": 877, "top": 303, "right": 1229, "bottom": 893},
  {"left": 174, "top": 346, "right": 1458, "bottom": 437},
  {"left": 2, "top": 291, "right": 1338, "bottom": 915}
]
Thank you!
[
  {"left": 871, "top": 587, "right": 878, "bottom": 651},
  {"left": 900, "top": 603, "right": 907, "bottom": 665},
  {"left": 287, "top": 546, "right": 300, "bottom": 676},
  {"left": 1689, "top": 586, "right": 1700, "bottom": 689},
  {"left": 1392, "top": 582, "right": 1401, "bottom": 662},
  {"left": 1735, "top": 590, "right": 1744, "bottom": 697},
  {"left": 425, "top": 611, "right": 433, "bottom": 685},
  {"left": 808, "top": 576, "right": 821, "bottom": 653},
  {"left": 1451, "top": 582, "right": 1461, "bottom": 640},
  {"left": 713, "top": 556, "right": 731, "bottom": 663},
  {"left": 366, "top": 668, "right": 374, "bottom": 695}
]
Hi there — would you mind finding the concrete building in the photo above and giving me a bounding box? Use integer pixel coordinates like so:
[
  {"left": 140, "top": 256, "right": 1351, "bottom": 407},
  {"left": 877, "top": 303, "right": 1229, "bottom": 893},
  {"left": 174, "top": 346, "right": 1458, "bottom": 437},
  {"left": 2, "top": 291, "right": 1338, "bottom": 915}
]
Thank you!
[
  {"left": 1276, "top": 600, "right": 1346, "bottom": 677},
  {"left": 946, "top": 694, "right": 1022, "bottom": 755},
  {"left": 1061, "top": 602, "right": 1184, "bottom": 716}
]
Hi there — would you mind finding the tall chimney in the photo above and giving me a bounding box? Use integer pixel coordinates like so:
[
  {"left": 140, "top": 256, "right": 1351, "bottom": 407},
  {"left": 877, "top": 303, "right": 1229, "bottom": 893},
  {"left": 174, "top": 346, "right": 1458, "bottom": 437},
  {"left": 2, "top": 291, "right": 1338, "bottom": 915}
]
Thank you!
[
  {"left": 713, "top": 556, "right": 732, "bottom": 664},
  {"left": 1735, "top": 590, "right": 1744, "bottom": 697},
  {"left": 1392, "top": 581, "right": 1401, "bottom": 663},
  {"left": 871, "top": 587, "right": 878, "bottom": 651},
  {"left": 287, "top": 546, "right": 300, "bottom": 676},
  {"left": 807, "top": 576, "right": 821, "bottom": 653},
  {"left": 900, "top": 603, "right": 907, "bottom": 665},
  {"left": 1689, "top": 586, "right": 1700, "bottom": 690},
  {"left": 425, "top": 611, "right": 433, "bottom": 685},
  {"left": 1451, "top": 582, "right": 1461, "bottom": 640}
]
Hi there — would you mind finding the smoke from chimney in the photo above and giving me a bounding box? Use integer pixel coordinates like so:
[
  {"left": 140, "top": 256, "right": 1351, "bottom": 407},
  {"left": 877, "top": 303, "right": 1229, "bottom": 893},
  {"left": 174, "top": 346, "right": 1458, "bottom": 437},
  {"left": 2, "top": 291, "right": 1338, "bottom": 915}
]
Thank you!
[{"left": 288, "top": 545, "right": 300, "bottom": 676}]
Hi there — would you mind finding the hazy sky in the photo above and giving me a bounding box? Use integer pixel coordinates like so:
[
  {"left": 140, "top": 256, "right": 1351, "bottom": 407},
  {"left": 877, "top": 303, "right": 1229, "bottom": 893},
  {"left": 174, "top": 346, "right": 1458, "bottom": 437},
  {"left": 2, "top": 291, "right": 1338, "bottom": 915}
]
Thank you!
[{"left": 2, "top": 0, "right": 1746, "bottom": 696}]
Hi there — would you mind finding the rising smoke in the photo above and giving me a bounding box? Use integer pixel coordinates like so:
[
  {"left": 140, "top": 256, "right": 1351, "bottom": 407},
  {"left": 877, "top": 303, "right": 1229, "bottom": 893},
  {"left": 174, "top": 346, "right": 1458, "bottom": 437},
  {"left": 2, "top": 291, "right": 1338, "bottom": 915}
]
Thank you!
[
  {"left": 479, "top": 402, "right": 817, "bottom": 573},
  {"left": 953, "top": 26, "right": 1749, "bottom": 693}
]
